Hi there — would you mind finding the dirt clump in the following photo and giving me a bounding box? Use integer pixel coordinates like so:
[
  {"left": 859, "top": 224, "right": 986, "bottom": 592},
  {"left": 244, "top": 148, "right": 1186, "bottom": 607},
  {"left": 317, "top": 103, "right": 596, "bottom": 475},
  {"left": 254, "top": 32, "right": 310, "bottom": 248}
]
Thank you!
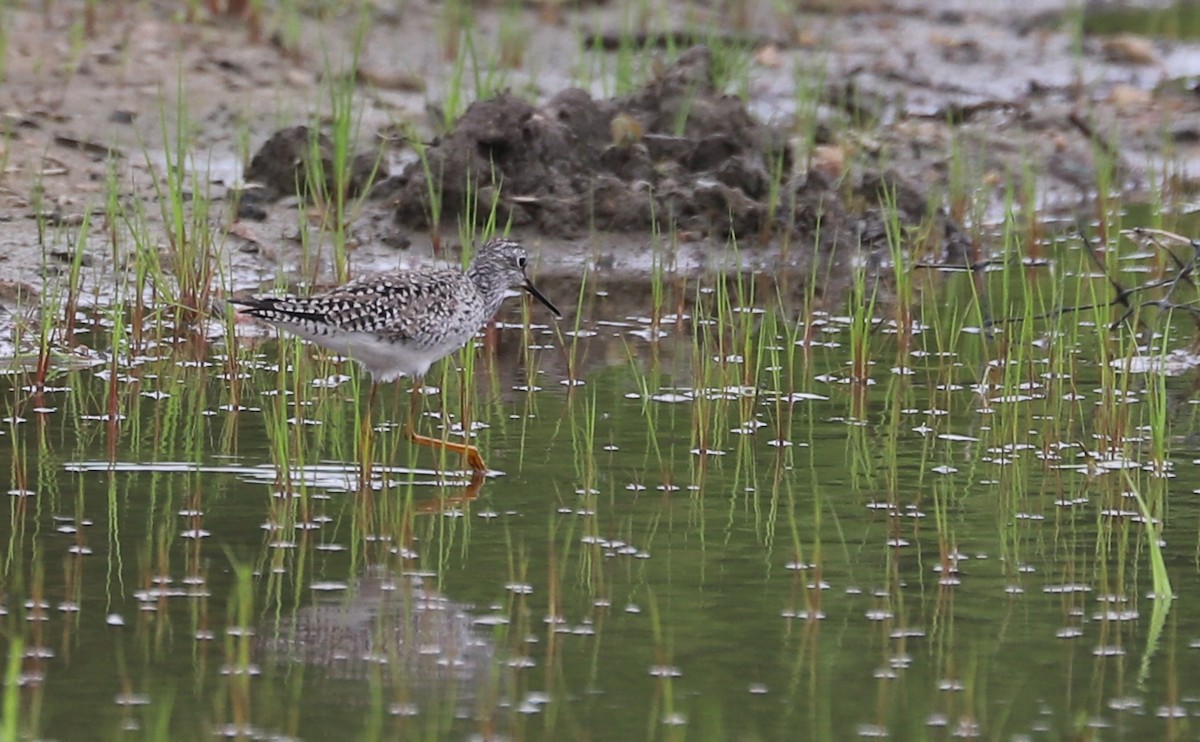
[
  {"left": 244, "top": 125, "right": 385, "bottom": 206},
  {"left": 369, "top": 45, "right": 965, "bottom": 263}
]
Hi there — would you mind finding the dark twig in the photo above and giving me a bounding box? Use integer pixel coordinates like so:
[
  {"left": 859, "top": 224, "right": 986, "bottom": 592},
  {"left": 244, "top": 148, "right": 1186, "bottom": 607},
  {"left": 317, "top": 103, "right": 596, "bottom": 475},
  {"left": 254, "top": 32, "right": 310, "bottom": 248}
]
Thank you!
[{"left": 985, "top": 230, "right": 1200, "bottom": 334}]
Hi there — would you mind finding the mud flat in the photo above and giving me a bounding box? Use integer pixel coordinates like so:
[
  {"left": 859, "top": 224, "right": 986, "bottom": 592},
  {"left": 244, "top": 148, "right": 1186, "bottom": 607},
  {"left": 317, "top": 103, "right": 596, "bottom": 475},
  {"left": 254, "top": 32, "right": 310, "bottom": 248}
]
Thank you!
[{"left": 0, "top": 0, "right": 1196, "bottom": 305}]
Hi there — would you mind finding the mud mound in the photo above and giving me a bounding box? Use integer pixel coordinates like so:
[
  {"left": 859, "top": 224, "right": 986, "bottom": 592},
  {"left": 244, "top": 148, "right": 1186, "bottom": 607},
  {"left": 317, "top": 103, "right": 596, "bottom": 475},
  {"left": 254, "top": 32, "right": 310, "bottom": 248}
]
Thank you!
[
  {"left": 245, "top": 125, "right": 384, "bottom": 202},
  {"left": 377, "top": 45, "right": 966, "bottom": 262}
]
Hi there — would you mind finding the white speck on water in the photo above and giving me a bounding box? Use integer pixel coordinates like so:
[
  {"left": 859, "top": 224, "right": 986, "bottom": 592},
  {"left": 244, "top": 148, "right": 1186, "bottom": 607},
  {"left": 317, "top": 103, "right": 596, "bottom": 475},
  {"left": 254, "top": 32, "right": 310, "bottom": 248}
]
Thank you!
[
  {"left": 474, "top": 615, "right": 510, "bottom": 626},
  {"left": 1107, "top": 697, "right": 1143, "bottom": 712},
  {"left": 651, "top": 392, "right": 692, "bottom": 403},
  {"left": 311, "top": 374, "right": 352, "bottom": 388},
  {"left": 1044, "top": 584, "right": 1093, "bottom": 594},
  {"left": 781, "top": 609, "right": 825, "bottom": 620}
]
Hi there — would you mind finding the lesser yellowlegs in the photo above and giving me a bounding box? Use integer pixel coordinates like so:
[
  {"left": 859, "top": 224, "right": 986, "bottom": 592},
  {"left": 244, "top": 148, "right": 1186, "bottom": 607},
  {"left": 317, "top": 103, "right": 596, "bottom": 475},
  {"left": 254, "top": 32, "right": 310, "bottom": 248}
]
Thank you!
[{"left": 231, "top": 237, "right": 561, "bottom": 471}]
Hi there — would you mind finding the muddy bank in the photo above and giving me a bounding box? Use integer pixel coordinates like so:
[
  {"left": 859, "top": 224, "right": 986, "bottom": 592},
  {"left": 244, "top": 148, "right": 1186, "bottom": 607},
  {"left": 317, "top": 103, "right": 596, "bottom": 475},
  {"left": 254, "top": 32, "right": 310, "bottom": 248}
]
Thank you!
[
  {"left": 240, "top": 44, "right": 970, "bottom": 284},
  {"left": 2, "top": 1, "right": 1200, "bottom": 312}
]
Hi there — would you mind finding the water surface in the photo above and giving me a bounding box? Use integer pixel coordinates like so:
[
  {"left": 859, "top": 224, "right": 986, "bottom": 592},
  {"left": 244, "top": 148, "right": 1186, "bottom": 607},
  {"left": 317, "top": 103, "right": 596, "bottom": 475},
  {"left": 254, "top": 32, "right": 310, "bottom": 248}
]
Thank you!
[{"left": 3, "top": 254, "right": 1200, "bottom": 740}]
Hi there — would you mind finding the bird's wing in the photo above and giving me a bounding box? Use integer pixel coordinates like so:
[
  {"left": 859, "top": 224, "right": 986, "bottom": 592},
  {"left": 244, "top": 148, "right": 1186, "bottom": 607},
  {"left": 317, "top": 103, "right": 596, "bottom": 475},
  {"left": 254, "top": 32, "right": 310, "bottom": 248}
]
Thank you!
[{"left": 312, "top": 269, "right": 473, "bottom": 340}]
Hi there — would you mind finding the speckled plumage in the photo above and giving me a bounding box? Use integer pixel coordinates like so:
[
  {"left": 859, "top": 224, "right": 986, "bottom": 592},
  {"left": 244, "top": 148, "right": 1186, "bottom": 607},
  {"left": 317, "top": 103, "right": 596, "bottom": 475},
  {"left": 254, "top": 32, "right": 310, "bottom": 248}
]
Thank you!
[{"left": 232, "top": 238, "right": 561, "bottom": 381}]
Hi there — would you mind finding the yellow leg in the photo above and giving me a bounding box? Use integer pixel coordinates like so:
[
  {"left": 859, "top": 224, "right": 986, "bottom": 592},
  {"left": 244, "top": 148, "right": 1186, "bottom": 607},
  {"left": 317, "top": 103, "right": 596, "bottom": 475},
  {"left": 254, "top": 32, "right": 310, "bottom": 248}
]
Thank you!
[{"left": 405, "top": 381, "right": 487, "bottom": 472}]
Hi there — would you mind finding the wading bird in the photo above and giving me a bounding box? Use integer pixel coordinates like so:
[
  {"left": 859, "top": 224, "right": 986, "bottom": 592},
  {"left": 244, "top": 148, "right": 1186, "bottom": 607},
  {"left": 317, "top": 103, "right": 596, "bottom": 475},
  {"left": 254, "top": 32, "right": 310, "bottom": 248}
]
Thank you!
[{"left": 232, "top": 237, "right": 561, "bottom": 472}]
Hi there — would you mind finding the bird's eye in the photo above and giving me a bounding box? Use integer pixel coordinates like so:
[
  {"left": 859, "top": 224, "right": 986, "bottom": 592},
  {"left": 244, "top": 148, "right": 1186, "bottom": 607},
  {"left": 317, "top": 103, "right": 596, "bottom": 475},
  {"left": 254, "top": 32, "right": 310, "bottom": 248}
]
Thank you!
[{"left": 517, "top": 256, "right": 527, "bottom": 269}]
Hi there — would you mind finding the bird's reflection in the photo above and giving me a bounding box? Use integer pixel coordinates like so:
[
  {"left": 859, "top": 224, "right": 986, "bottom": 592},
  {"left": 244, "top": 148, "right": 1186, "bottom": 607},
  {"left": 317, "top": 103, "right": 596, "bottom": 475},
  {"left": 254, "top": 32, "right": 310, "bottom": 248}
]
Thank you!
[
  {"left": 417, "top": 470, "right": 486, "bottom": 513},
  {"left": 259, "top": 568, "right": 501, "bottom": 715}
]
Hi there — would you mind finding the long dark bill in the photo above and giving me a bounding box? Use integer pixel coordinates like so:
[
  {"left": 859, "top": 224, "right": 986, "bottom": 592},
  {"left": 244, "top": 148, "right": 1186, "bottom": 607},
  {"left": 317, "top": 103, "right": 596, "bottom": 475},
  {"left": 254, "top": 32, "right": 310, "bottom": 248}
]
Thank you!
[{"left": 524, "top": 279, "right": 562, "bottom": 318}]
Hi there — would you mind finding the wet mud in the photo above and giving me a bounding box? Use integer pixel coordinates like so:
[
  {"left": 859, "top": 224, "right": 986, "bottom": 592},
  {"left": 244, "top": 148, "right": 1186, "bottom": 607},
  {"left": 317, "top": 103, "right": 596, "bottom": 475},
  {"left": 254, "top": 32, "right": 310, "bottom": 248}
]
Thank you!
[
  {"left": 2, "top": 1, "right": 1200, "bottom": 310},
  {"left": 243, "top": 124, "right": 385, "bottom": 208}
]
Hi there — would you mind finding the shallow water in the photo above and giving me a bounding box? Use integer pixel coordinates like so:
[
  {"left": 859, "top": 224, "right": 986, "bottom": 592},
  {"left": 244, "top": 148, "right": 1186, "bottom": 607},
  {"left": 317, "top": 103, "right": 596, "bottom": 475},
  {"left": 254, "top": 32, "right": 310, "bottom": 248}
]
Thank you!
[{"left": 4, "top": 252, "right": 1200, "bottom": 740}]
